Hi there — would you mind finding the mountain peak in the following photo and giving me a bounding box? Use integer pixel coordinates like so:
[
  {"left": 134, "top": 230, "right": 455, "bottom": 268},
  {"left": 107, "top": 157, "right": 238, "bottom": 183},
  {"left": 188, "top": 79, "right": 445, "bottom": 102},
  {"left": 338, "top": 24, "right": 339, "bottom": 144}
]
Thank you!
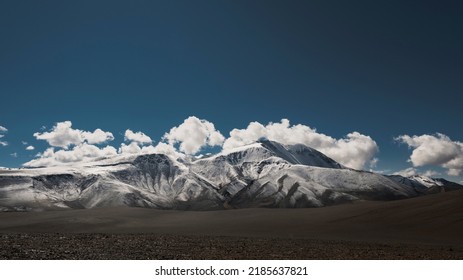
[
  {"left": 257, "top": 139, "right": 343, "bottom": 169},
  {"left": 203, "top": 140, "right": 342, "bottom": 169}
]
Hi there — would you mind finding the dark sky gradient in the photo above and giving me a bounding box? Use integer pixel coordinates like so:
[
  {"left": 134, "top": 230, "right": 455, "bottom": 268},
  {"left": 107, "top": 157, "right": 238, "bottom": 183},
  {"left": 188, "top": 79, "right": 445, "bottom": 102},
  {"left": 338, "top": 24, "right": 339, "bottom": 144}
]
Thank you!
[{"left": 1, "top": 1, "right": 462, "bottom": 179}]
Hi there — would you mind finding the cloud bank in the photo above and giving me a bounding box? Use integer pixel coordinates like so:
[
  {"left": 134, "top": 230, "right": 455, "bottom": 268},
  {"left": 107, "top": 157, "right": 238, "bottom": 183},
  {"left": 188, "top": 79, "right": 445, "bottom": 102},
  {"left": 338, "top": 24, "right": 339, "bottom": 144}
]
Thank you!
[
  {"left": 25, "top": 144, "right": 118, "bottom": 167},
  {"left": 26, "top": 121, "right": 177, "bottom": 167},
  {"left": 14, "top": 118, "right": 463, "bottom": 180},
  {"left": 395, "top": 133, "right": 463, "bottom": 176},
  {"left": 223, "top": 119, "right": 378, "bottom": 170},
  {"left": 23, "top": 117, "right": 382, "bottom": 169},
  {"left": 25, "top": 121, "right": 117, "bottom": 167}
]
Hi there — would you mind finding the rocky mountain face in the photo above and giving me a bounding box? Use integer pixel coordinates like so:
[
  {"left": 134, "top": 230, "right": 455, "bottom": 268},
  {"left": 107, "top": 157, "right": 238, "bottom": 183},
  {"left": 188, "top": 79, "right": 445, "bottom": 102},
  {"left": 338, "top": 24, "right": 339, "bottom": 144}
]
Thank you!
[{"left": 0, "top": 140, "right": 461, "bottom": 211}]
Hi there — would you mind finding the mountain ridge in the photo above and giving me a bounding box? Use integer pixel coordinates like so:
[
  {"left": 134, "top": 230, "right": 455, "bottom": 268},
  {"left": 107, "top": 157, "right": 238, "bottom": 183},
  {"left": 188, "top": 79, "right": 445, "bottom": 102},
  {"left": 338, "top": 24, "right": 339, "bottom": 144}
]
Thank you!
[{"left": 0, "top": 140, "right": 461, "bottom": 211}]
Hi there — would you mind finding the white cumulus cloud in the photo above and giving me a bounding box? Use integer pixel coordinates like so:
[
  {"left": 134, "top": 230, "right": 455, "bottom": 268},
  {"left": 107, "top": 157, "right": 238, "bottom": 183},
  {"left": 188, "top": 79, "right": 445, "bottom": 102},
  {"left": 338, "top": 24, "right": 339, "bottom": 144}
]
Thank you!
[
  {"left": 82, "top": 128, "right": 114, "bottom": 144},
  {"left": 223, "top": 119, "right": 378, "bottom": 170},
  {"left": 33, "top": 121, "right": 114, "bottom": 148},
  {"left": 393, "top": 167, "right": 440, "bottom": 178},
  {"left": 34, "top": 121, "right": 82, "bottom": 148},
  {"left": 124, "top": 129, "right": 152, "bottom": 144},
  {"left": 151, "top": 142, "right": 184, "bottom": 158},
  {"left": 163, "top": 116, "right": 225, "bottom": 155},
  {"left": 26, "top": 145, "right": 35, "bottom": 151},
  {"left": 395, "top": 133, "right": 463, "bottom": 176},
  {"left": 118, "top": 142, "right": 142, "bottom": 155},
  {"left": 423, "top": 170, "right": 439, "bottom": 177},
  {"left": 393, "top": 167, "right": 418, "bottom": 177},
  {"left": 117, "top": 141, "right": 183, "bottom": 158},
  {"left": 0, "top": 125, "right": 7, "bottom": 146}
]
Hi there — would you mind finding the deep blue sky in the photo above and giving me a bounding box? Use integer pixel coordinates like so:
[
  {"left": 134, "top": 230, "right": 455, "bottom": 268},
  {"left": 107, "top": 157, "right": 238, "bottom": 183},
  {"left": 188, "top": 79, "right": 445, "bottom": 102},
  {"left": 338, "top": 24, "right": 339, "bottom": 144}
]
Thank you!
[{"left": 1, "top": 1, "right": 462, "bottom": 180}]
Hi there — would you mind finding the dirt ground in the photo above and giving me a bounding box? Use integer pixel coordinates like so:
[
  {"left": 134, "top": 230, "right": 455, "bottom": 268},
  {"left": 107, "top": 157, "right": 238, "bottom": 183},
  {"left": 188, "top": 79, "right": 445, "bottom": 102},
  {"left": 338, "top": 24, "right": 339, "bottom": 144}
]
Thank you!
[
  {"left": 0, "top": 190, "right": 462, "bottom": 259},
  {"left": 1, "top": 233, "right": 461, "bottom": 260}
]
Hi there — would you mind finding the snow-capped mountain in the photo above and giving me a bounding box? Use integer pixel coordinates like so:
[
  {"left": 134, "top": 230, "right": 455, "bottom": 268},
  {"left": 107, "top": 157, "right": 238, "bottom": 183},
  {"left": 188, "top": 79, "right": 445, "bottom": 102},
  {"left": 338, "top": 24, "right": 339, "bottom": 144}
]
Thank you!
[
  {"left": 387, "top": 174, "right": 462, "bottom": 194},
  {"left": 0, "top": 140, "right": 461, "bottom": 211}
]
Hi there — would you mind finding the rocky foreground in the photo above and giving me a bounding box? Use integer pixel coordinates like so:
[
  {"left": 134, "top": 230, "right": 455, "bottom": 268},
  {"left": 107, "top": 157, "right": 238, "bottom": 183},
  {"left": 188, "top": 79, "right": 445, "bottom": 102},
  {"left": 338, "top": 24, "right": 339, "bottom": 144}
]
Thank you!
[
  {"left": 0, "top": 190, "right": 462, "bottom": 259},
  {"left": 1, "top": 233, "right": 462, "bottom": 260}
]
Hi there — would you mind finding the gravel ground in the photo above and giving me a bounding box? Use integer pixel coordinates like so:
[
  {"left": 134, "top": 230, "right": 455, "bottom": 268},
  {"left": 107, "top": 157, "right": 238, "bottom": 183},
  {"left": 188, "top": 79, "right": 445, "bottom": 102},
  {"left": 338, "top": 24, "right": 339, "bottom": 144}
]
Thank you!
[
  {"left": 1, "top": 191, "right": 462, "bottom": 260},
  {"left": 1, "top": 233, "right": 461, "bottom": 260}
]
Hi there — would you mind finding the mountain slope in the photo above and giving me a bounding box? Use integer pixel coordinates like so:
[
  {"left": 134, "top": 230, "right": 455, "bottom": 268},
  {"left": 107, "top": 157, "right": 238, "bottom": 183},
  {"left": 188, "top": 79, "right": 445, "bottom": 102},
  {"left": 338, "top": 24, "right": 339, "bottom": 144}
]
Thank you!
[{"left": 386, "top": 174, "right": 462, "bottom": 194}]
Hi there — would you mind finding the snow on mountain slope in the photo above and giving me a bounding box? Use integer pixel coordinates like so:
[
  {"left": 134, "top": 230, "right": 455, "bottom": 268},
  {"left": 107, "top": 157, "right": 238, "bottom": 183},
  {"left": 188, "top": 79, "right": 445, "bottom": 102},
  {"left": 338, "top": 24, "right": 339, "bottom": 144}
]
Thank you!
[
  {"left": 0, "top": 153, "right": 224, "bottom": 211},
  {"left": 0, "top": 140, "right": 461, "bottom": 211},
  {"left": 260, "top": 140, "right": 344, "bottom": 169},
  {"left": 410, "top": 175, "right": 444, "bottom": 188},
  {"left": 387, "top": 174, "right": 463, "bottom": 194},
  {"left": 206, "top": 140, "right": 343, "bottom": 169},
  {"left": 390, "top": 175, "right": 442, "bottom": 188},
  {"left": 190, "top": 140, "right": 343, "bottom": 195},
  {"left": 227, "top": 166, "right": 416, "bottom": 209}
]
